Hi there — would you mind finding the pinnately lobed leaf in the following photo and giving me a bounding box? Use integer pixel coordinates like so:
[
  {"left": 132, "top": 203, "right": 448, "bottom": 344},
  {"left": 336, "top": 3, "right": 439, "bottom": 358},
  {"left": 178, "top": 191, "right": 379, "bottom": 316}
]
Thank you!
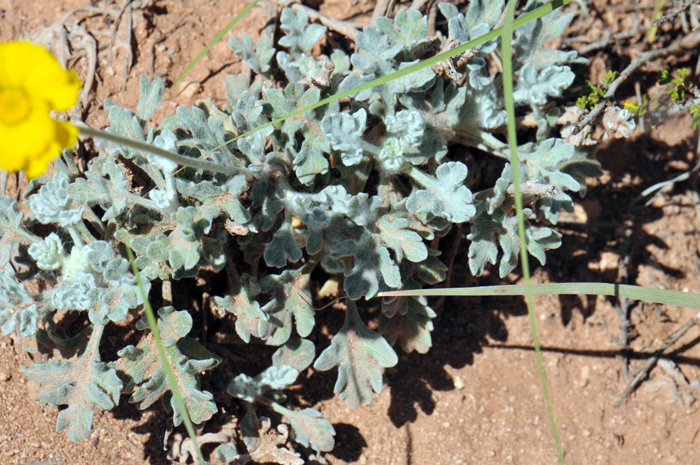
[{"left": 314, "top": 301, "right": 399, "bottom": 408}]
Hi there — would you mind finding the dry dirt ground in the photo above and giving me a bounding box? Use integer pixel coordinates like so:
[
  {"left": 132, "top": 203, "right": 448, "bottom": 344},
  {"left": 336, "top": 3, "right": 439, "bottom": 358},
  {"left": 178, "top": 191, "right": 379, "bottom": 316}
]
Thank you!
[{"left": 2, "top": 0, "right": 700, "bottom": 464}]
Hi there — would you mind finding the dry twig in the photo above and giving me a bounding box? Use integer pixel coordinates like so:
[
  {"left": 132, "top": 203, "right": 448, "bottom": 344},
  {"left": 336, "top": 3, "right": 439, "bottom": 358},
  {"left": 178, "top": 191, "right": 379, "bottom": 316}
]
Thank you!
[
  {"left": 371, "top": 0, "right": 396, "bottom": 24},
  {"left": 574, "top": 29, "right": 700, "bottom": 135},
  {"left": 614, "top": 311, "right": 700, "bottom": 408}
]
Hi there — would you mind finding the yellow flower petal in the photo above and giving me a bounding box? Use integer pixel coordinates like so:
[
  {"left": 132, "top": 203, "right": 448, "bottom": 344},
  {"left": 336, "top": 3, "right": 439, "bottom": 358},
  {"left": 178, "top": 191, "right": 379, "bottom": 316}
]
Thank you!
[
  {"left": 0, "top": 41, "right": 81, "bottom": 112},
  {"left": 0, "top": 40, "right": 81, "bottom": 178},
  {"left": 0, "top": 102, "right": 77, "bottom": 178}
]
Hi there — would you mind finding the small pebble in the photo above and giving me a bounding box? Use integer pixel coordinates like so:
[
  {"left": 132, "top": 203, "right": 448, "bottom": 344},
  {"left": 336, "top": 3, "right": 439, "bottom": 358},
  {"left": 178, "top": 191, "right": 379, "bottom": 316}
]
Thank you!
[
  {"left": 442, "top": 421, "right": 451, "bottom": 428},
  {"left": 0, "top": 371, "right": 8, "bottom": 382},
  {"left": 454, "top": 376, "right": 466, "bottom": 390}
]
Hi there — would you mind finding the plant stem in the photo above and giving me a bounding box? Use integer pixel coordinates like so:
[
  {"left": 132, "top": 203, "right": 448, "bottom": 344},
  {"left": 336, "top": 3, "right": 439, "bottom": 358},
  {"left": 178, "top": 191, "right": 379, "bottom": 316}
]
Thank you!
[{"left": 76, "top": 124, "right": 239, "bottom": 176}]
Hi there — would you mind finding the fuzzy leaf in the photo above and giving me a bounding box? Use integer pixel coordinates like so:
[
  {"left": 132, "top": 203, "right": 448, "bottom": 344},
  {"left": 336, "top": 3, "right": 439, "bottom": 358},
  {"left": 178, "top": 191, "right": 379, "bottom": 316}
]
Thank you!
[
  {"left": 272, "top": 403, "right": 336, "bottom": 453},
  {"left": 514, "top": 63, "right": 575, "bottom": 105},
  {"left": 321, "top": 109, "right": 367, "bottom": 166},
  {"left": 407, "top": 162, "right": 476, "bottom": 223},
  {"left": 23, "top": 342, "right": 122, "bottom": 442},
  {"left": 113, "top": 307, "right": 220, "bottom": 426},
  {"left": 466, "top": 0, "right": 507, "bottom": 29},
  {"left": 176, "top": 175, "right": 250, "bottom": 226},
  {"left": 468, "top": 208, "right": 505, "bottom": 276},
  {"left": 228, "top": 366, "right": 299, "bottom": 403},
  {"left": 229, "top": 33, "right": 275, "bottom": 74},
  {"left": 27, "top": 172, "right": 84, "bottom": 226},
  {"left": 377, "top": 214, "right": 428, "bottom": 263},
  {"left": 513, "top": 8, "right": 585, "bottom": 69},
  {"left": 211, "top": 274, "right": 277, "bottom": 343},
  {"left": 400, "top": 79, "right": 467, "bottom": 162},
  {"left": 437, "top": 3, "right": 469, "bottom": 44},
  {"left": 314, "top": 301, "right": 398, "bottom": 409},
  {"left": 265, "top": 221, "right": 304, "bottom": 268},
  {"left": 138, "top": 75, "right": 164, "bottom": 124},
  {"left": 259, "top": 267, "right": 315, "bottom": 344},
  {"left": 272, "top": 338, "right": 316, "bottom": 372},
  {"left": 459, "top": 82, "right": 506, "bottom": 129},
  {"left": 375, "top": 8, "right": 429, "bottom": 52},
  {"left": 0, "top": 196, "right": 38, "bottom": 266},
  {"left": 0, "top": 269, "right": 39, "bottom": 337},
  {"left": 51, "top": 242, "right": 146, "bottom": 325},
  {"left": 332, "top": 234, "right": 401, "bottom": 300},
  {"left": 279, "top": 7, "right": 327, "bottom": 54},
  {"left": 176, "top": 105, "right": 235, "bottom": 160},
  {"left": 414, "top": 249, "right": 448, "bottom": 285}
]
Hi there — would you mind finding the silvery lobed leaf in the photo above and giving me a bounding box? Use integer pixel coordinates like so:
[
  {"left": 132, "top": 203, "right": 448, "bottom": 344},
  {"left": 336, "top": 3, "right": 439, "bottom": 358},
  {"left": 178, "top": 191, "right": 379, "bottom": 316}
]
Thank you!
[
  {"left": 0, "top": 196, "right": 39, "bottom": 266},
  {"left": 264, "top": 221, "right": 303, "bottom": 268},
  {"left": 465, "top": 0, "right": 507, "bottom": 29},
  {"left": 113, "top": 307, "right": 221, "bottom": 426},
  {"left": 138, "top": 74, "right": 164, "bottom": 124},
  {"left": 513, "top": 62, "right": 575, "bottom": 105},
  {"left": 28, "top": 172, "right": 84, "bottom": 226},
  {"left": 259, "top": 266, "right": 315, "bottom": 344},
  {"left": 321, "top": 109, "right": 367, "bottom": 166},
  {"left": 314, "top": 301, "right": 398, "bottom": 409},
  {"left": 272, "top": 338, "right": 316, "bottom": 372},
  {"left": 513, "top": 6, "right": 585, "bottom": 70},
  {"left": 375, "top": 8, "right": 430, "bottom": 53},
  {"left": 211, "top": 273, "right": 277, "bottom": 343},
  {"left": 271, "top": 403, "right": 336, "bottom": 454},
  {"left": 0, "top": 269, "right": 39, "bottom": 337},
  {"left": 377, "top": 214, "right": 428, "bottom": 263},
  {"left": 467, "top": 207, "right": 506, "bottom": 276},
  {"left": 23, "top": 335, "right": 123, "bottom": 442},
  {"left": 406, "top": 162, "right": 476, "bottom": 223},
  {"left": 229, "top": 33, "right": 274, "bottom": 74},
  {"left": 279, "top": 7, "right": 327, "bottom": 55}
]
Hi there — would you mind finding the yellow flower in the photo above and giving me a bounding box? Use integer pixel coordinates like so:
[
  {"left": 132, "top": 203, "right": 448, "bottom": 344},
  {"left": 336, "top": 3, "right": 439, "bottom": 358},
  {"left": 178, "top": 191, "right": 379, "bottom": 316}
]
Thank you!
[{"left": 0, "top": 41, "right": 81, "bottom": 178}]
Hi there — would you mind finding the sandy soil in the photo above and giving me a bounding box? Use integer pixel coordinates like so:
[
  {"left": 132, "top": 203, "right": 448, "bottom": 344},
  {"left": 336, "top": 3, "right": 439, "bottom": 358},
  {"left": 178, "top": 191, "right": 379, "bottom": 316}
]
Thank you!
[{"left": 1, "top": 0, "right": 700, "bottom": 464}]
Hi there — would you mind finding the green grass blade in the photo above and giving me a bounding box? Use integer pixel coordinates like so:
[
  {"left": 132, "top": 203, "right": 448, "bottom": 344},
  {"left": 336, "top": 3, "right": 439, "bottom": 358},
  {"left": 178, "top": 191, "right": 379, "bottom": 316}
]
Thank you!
[
  {"left": 207, "top": 0, "right": 571, "bottom": 154},
  {"left": 646, "top": 0, "right": 666, "bottom": 44},
  {"left": 125, "top": 245, "right": 205, "bottom": 464},
  {"left": 500, "top": 0, "right": 564, "bottom": 463},
  {"left": 170, "top": 0, "right": 261, "bottom": 90},
  {"left": 379, "top": 283, "right": 700, "bottom": 311}
]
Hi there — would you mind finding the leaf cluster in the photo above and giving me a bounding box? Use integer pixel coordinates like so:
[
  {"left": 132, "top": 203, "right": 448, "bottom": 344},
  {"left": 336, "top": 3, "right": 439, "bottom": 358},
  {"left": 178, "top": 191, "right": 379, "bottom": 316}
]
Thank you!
[{"left": 0, "top": 1, "right": 600, "bottom": 460}]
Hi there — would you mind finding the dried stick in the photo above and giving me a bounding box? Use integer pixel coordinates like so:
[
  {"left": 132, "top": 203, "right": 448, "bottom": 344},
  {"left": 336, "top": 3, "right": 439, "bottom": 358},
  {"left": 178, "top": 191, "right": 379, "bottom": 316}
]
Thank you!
[
  {"left": 574, "top": 29, "right": 700, "bottom": 135},
  {"left": 614, "top": 228, "right": 633, "bottom": 379},
  {"left": 287, "top": 3, "right": 360, "bottom": 41},
  {"left": 613, "top": 310, "right": 700, "bottom": 408},
  {"left": 66, "top": 23, "right": 98, "bottom": 116},
  {"left": 371, "top": 0, "right": 396, "bottom": 24},
  {"left": 109, "top": 0, "right": 134, "bottom": 68},
  {"left": 576, "top": 15, "right": 641, "bottom": 55},
  {"left": 410, "top": 0, "right": 430, "bottom": 13},
  {"left": 654, "top": 1, "right": 694, "bottom": 27}
]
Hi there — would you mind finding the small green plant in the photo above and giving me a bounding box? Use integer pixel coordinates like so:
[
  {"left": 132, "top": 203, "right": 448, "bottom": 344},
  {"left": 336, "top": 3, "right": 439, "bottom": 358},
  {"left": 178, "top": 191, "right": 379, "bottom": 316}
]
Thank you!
[
  {"left": 624, "top": 95, "right": 649, "bottom": 117},
  {"left": 659, "top": 67, "right": 690, "bottom": 103},
  {"left": 575, "top": 70, "right": 619, "bottom": 110},
  {"left": 1, "top": 1, "right": 593, "bottom": 462},
  {"left": 690, "top": 104, "right": 700, "bottom": 129}
]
